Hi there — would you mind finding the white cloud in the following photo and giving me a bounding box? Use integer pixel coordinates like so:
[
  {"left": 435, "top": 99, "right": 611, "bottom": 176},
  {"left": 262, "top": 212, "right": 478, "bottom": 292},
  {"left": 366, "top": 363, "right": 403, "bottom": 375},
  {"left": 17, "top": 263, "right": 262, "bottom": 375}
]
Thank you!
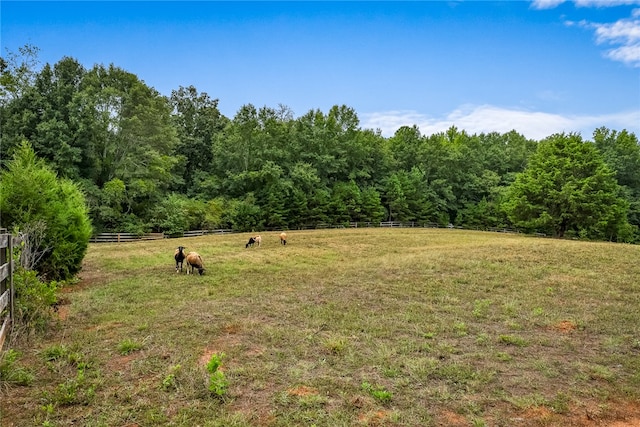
[
  {"left": 587, "top": 11, "right": 640, "bottom": 65},
  {"left": 534, "top": 1, "right": 640, "bottom": 66},
  {"left": 532, "top": 0, "right": 640, "bottom": 8},
  {"left": 575, "top": 0, "right": 640, "bottom": 6},
  {"left": 605, "top": 42, "right": 640, "bottom": 63},
  {"left": 596, "top": 19, "right": 640, "bottom": 65},
  {"left": 594, "top": 14, "right": 640, "bottom": 43},
  {"left": 360, "top": 105, "right": 640, "bottom": 140},
  {"left": 531, "top": 0, "right": 567, "bottom": 9}
]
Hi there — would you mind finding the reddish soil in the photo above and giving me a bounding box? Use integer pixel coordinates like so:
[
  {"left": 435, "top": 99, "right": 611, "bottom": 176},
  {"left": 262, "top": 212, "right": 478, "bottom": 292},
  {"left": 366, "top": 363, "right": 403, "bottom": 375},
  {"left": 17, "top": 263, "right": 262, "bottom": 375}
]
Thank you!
[
  {"left": 287, "top": 385, "right": 319, "bottom": 397},
  {"left": 357, "top": 409, "right": 393, "bottom": 425},
  {"left": 553, "top": 320, "right": 578, "bottom": 332}
]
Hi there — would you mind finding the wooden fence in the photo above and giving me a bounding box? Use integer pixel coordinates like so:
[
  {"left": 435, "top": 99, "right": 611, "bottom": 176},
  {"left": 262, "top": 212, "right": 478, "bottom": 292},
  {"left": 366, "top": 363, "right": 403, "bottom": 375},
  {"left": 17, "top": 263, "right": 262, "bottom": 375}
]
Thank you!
[
  {"left": 89, "top": 223, "right": 520, "bottom": 243},
  {"left": 89, "top": 232, "right": 165, "bottom": 243},
  {"left": 89, "top": 230, "right": 234, "bottom": 243},
  {"left": 0, "top": 232, "right": 19, "bottom": 350}
]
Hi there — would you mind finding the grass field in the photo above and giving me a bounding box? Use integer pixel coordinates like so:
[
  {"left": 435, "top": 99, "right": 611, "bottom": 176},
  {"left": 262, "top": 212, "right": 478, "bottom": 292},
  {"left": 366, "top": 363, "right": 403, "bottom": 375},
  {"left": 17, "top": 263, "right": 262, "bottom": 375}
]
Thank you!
[{"left": 2, "top": 228, "right": 640, "bottom": 426}]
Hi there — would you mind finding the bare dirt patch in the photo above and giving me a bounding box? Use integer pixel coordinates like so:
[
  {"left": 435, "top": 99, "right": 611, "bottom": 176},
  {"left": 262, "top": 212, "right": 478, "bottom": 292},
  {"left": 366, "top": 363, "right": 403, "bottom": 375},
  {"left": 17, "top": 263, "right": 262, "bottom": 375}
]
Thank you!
[
  {"left": 56, "top": 304, "right": 70, "bottom": 321},
  {"left": 609, "top": 420, "right": 640, "bottom": 427},
  {"left": 437, "top": 410, "right": 469, "bottom": 426},
  {"left": 508, "top": 401, "right": 640, "bottom": 427},
  {"left": 553, "top": 320, "right": 578, "bottom": 332},
  {"left": 358, "top": 409, "right": 394, "bottom": 425},
  {"left": 287, "top": 385, "right": 319, "bottom": 397}
]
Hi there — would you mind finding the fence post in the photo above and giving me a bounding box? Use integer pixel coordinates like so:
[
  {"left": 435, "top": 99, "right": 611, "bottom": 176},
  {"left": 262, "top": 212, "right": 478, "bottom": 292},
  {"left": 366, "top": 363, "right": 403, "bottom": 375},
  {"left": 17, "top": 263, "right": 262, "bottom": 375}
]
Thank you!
[
  {"left": 0, "top": 232, "right": 16, "bottom": 350},
  {"left": 9, "top": 236, "right": 14, "bottom": 322}
]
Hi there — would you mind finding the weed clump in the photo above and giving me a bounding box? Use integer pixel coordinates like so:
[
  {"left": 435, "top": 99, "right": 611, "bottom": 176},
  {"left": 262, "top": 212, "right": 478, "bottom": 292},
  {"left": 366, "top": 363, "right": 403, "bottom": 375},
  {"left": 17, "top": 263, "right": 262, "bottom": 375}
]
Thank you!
[
  {"left": 0, "top": 349, "right": 34, "bottom": 386},
  {"left": 206, "top": 353, "right": 228, "bottom": 397},
  {"left": 361, "top": 381, "right": 392, "bottom": 404}
]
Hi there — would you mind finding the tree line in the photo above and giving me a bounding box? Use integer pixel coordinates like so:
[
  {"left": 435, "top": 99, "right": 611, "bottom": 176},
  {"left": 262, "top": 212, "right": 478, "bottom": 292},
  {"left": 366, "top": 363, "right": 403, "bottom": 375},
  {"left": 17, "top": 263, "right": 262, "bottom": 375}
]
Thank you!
[{"left": 2, "top": 46, "right": 639, "bottom": 249}]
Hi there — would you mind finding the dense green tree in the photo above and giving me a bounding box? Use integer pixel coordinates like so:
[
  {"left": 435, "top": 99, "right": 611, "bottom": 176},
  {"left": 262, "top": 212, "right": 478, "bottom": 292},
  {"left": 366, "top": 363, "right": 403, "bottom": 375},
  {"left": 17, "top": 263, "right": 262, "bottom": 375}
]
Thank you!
[
  {"left": 504, "top": 133, "right": 631, "bottom": 240},
  {"left": 170, "top": 85, "right": 227, "bottom": 194},
  {"left": 307, "top": 188, "right": 332, "bottom": 225},
  {"left": 149, "top": 193, "right": 207, "bottom": 235},
  {"left": 0, "top": 141, "right": 92, "bottom": 280},
  {"left": 359, "top": 187, "right": 386, "bottom": 223},
  {"left": 2, "top": 48, "right": 638, "bottom": 242},
  {"left": 383, "top": 173, "right": 410, "bottom": 221},
  {"left": 75, "top": 64, "right": 180, "bottom": 231},
  {"left": 228, "top": 195, "right": 263, "bottom": 232},
  {"left": 389, "top": 125, "right": 423, "bottom": 171},
  {"left": 331, "top": 181, "right": 362, "bottom": 224},
  {"left": 216, "top": 104, "right": 260, "bottom": 176},
  {"left": 593, "top": 127, "right": 640, "bottom": 235}
]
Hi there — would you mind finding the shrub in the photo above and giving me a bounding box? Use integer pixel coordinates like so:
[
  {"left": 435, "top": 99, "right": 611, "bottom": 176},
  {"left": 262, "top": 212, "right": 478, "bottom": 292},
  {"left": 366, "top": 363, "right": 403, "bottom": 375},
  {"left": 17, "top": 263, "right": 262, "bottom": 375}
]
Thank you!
[
  {"left": 12, "top": 267, "right": 60, "bottom": 336},
  {"left": 206, "top": 353, "right": 228, "bottom": 397},
  {"left": 0, "top": 141, "right": 92, "bottom": 280}
]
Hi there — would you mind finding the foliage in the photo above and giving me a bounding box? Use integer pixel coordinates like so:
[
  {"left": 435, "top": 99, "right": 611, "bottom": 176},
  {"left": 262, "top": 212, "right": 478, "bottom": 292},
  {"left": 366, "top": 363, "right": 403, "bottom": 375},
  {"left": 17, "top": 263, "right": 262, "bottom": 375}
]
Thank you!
[
  {"left": 161, "top": 364, "right": 182, "bottom": 391},
  {"left": 12, "top": 267, "right": 61, "bottom": 337},
  {"left": 0, "top": 141, "right": 92, "bottom": 279},
  {"left": 1, "top": 46, "right": 638, "bottom": 243},
  {"left": 206, "top": 353, "right": 228, "bottom": 397},
  {"left": 504, "top": 133, "right": 632, "bottom": 240},
  {"left": 0, "top": 349, "right": 35, "bottom": 386},
  {"left": 361, "top": 381, "right": 393, "bottom": 404},
  {"left": 593, "top": 127, "right": 640, "bottom": 241},
  {"left": 0, "top": 43, "right": 40, "bottom": 104}
]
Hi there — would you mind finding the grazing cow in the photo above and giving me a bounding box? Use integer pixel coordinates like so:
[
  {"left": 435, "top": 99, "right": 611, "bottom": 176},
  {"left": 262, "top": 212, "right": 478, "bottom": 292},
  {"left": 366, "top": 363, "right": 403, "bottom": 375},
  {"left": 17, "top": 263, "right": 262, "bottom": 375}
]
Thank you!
[
  {"left": 174, "top": 246, "right": 187, "bottom": 272},
  {"left": 246, "top": 235, "right": 262, "bottom": 248},
  {"left": 279, "top": 232, "right": 287, "bottom": 245},
  {"left": 186, "top": 251, "right": 205, "bottom": 275}
]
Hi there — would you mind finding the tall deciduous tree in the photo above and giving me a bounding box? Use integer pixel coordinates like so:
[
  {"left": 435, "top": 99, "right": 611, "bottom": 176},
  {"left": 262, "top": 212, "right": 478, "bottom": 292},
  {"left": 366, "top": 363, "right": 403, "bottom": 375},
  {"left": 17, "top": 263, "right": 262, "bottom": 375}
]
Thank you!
[
  {"left": 170, "top": 85, "right": 227, "bottom": 194},
  {"left": 504, "top": 133, "right": 631, "bottom": 240},
  {"left": 76, "top": 64, "right": 179, "bottom": 231},
  {"left": 0, "top": 44, "right": 40, "bottom": 104}
]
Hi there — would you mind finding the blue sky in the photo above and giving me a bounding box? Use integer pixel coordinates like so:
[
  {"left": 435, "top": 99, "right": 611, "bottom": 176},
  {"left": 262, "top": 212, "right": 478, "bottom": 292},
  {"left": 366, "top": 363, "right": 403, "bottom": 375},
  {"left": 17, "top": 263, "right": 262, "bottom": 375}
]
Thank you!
[{"left": 2, "top": 1, "right": 639, "bottom": 140}]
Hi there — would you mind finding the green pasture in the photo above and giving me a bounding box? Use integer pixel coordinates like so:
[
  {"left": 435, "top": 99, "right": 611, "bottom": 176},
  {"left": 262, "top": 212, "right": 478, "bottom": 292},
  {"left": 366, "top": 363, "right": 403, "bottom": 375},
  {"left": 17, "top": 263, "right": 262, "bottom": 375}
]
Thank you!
[{"left": 2, "top": 228, "right": 640, "bottom": 426}]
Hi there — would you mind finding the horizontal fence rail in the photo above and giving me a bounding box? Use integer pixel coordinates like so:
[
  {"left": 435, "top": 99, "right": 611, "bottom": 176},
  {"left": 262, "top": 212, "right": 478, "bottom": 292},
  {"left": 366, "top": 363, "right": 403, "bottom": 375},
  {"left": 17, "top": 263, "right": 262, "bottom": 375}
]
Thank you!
[
  {"left": 89, "top": 232, "right": 165, "bottom": 243},
  {"left": 90, "top": 230, "right": 234, "bottom": 243},
  {"left": 90, "top": 223, "right": 522, "bottom": 243}
]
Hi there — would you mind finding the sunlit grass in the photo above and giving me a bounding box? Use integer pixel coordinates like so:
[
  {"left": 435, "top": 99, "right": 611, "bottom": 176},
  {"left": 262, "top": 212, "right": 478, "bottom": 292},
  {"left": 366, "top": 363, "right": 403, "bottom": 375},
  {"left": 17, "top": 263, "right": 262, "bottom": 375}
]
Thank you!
[{"left": 3, "top": 228, "right": 640, "bottom": 426}]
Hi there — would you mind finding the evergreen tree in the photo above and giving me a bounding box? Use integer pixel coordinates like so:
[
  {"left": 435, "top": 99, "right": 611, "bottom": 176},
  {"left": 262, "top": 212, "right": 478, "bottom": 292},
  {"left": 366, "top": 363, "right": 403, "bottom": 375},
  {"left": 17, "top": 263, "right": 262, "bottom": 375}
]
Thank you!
[
  {"left": 0, "top": 141, "right": 92, "bottom": 280},
  {"left": 504, "top": 133, "right": 631, "bottom": 240}
]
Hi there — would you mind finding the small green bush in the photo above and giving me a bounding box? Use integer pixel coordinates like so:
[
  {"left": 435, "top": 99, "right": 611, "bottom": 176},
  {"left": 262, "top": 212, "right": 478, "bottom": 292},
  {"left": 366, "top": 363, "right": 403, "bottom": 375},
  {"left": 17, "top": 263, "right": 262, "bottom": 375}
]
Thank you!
[
  {"left": 13, "top": 268, "right": 60, "bottom": 335},
  {"left": 161, "top": 364, "right": 182, "bottom": 391},
  {"left": 206, "top": 353, "right": 228, "bottom": 397}
]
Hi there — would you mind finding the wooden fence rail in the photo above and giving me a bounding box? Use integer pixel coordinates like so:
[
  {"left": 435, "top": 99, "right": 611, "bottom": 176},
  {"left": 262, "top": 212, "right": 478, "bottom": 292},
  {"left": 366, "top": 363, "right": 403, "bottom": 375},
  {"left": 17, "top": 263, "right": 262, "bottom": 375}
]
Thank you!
[
  {"left": 89, "top": 230, "right": 234, "bottom": 243},
  {"left": 89, "top": 232, "right": 165, "bottom": 243},
  {"left": 90, "top": 223, "right": 521, "bottom": 244},
  {"left": 0, "top": 232, "right": 20, "bottom": 350}
]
